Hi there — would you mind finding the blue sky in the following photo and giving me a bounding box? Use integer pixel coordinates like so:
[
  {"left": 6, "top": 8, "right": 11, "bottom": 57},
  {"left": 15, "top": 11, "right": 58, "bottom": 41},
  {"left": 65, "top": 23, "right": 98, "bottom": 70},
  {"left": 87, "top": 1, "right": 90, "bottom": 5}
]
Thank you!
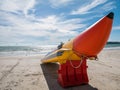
[{"left": 0, "top": 0, "right": 120, "bottom": 46}]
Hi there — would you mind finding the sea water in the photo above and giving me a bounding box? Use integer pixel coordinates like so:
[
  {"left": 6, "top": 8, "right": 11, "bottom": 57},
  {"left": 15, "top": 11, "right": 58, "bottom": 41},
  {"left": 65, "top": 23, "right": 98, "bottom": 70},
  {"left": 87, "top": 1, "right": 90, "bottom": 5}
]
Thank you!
[
  {"left": 105, "top": 43, "right": 120, "bottom": 49},
  {"left": 0, "top": 45, "right": 57, "bottom": 56},
  {"left": 0, "top": 44, "right": 120, "bottom": 57}
]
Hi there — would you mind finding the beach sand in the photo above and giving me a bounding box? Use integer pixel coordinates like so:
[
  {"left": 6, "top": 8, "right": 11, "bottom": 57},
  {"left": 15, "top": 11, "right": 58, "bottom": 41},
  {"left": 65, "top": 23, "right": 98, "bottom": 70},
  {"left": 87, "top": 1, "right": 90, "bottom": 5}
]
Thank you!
[{"left": 0, "top": 49, "right": 120, "bottom": 90}]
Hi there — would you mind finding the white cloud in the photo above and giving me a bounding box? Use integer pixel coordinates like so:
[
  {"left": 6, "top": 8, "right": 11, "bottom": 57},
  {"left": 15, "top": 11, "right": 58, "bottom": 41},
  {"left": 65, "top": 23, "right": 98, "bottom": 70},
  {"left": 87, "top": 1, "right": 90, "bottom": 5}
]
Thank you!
[
  {"left": 0, "top": 8, "right": 86, "bottom": 45},
  {"left": 101, "top": 2, "right": 116, "bottom": 11},
  {"left": 71, "top": 0, "right": 108, "bottom": 14},
  {"left": 1, "top": 12, "right": 85, "bottom": 35},
  {"left": 49, "top": 0, "right": 73, "bottom": 8},
  {"left": 0, "top": 0, "right": 117, "bottom": 45},
  {"left": 23, "top": 0, "right": 36, "bottom": 16},
  {"left": 0, "top": 0, "right": 36, "bottom": 16},
  {"left": 57, "top": 19, "right": 86, "bottom": 33}
]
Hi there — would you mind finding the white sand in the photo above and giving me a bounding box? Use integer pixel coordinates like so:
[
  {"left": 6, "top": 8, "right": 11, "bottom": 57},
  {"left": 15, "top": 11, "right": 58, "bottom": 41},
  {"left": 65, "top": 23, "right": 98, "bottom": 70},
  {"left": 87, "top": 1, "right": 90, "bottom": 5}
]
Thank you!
[
  {"left": 88, "top": 49, "right": 120, "bottom": 90},
  {"left": 0, "top": 49, "right": 120, "bottom": 90}
]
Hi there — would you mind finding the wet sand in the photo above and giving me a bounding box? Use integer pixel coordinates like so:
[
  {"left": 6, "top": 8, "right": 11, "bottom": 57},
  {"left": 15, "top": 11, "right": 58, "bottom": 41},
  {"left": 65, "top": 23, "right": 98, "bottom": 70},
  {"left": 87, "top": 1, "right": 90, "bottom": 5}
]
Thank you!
[{"left": 0, "top": 49, "right": 120, "bottom": 90}]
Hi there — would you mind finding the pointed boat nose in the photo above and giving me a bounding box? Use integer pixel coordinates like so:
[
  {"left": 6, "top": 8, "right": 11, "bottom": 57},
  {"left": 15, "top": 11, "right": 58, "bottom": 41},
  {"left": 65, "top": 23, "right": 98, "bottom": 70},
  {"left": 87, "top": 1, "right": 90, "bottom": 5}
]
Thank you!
[
  {"left": 107, "top": 12, "right": 114, "bottom": 19},
  {"left": 73, "top": 12, "right": 114, "bottom": 57}
]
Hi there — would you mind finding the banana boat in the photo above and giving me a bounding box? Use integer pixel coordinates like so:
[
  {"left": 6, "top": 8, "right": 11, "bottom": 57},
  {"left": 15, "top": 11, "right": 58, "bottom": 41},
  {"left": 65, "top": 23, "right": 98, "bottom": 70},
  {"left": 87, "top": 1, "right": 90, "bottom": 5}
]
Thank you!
[{"left": 41, "top": 12, "right": 114, "bottom": 64}]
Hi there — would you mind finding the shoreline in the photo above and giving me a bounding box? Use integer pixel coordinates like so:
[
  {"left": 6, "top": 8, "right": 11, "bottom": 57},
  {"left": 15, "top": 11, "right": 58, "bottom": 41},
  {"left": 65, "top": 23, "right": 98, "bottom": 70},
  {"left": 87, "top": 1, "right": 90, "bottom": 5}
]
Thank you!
[
  {"left": 0, "top": 46, "right": 120, "bottom": 57},
  {"left": 0, "top": 47, "right": 120, "bottom": 58}
]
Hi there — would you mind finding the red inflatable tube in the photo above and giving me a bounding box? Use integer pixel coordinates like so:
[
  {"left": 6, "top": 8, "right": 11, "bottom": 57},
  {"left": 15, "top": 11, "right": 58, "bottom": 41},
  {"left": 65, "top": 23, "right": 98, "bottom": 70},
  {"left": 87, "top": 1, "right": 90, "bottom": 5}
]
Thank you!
[{"left": 73, "top": 12, "right": 114, "bottom": 57}]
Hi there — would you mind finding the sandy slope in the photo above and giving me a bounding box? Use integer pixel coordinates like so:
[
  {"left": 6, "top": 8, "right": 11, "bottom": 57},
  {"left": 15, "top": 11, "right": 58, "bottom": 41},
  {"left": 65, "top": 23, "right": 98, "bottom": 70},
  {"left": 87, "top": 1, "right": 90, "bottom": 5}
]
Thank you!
[{"left": 0, "top": 49, "right": 120, "bottom": 90}]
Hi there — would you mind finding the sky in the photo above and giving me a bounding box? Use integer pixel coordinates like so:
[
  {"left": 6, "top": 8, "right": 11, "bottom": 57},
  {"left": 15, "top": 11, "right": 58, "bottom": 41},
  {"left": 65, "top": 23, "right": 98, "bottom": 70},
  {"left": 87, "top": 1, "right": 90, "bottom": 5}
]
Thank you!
[{"left": 0, "top": 0, "right": 120, "bottom": 46}]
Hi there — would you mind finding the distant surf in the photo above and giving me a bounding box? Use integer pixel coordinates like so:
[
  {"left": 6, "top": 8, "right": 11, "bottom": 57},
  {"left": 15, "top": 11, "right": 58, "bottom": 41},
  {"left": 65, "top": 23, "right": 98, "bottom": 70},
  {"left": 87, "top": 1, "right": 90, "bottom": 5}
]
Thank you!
[
  {"left": 0, "top": 45, "right": 57, "bottom": 56},
  {"left": 105, "top": 42, "right": 120, "bottom": 49},
  {"left": 0, "top": 43, "right": 120, "bottom": 56}
]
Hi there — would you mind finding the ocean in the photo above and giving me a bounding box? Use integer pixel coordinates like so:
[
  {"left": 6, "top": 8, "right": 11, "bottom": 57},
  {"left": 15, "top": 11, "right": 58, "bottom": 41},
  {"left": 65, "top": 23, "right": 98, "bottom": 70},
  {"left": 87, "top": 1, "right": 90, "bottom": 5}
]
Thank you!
[
  {"left": 0, "top": 45, "right": 57, "bottom": 56},
  {"left": 0, "top": 43, "right": 120, "bottom": 57}
]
